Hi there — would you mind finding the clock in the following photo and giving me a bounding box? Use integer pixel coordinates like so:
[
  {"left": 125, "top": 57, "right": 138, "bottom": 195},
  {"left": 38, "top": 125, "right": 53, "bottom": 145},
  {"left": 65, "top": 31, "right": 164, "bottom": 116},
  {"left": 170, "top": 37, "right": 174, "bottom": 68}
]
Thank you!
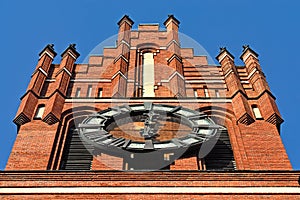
[{"left": 78, "top": 103, "right": 219, "bottom": 170}]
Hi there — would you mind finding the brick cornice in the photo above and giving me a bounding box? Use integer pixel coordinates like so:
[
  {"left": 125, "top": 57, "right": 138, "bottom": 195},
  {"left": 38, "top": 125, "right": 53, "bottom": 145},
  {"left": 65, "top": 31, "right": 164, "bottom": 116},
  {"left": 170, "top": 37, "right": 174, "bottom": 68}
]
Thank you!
[
  {"left": 19, "top": 90, "right": 40, "bottom": 100},
  {"left": 229, "top": 89, "right": 248, "bottom": 100},
  {"left": 167, "top": 53, "right": 182, "bottom": 64},
  {"left": 38, "top": 44, "right": 57, "bottom": 58},
  {"left": 20, "top": 90, "right": 274, "bottom": 102},
  {"left": 61, "top": 44, "right": 80, "bottom": 58},
  {"left": 0, "top": 170, "right": 299, "bottom": 186},
  {"left": 46, "top": 89, "right": 67, "bottom": 100},
  {"left": 20, "top": 89, "right": 67, "bottom": 101},
  {"left": 117, "top": 15, "right": 134, "bottom": 27},
  {"left": 240, "top": 45, "right": 259, "bottom": 61},
  {"left": 163, "top": 14, "right": 180, "bottom": 27},
  {"left": 230, "top": 89, "right": 276, "bottom": 101},
  {"left": 216, "top": 47, "right": 235, "bottom": 63},
  {"left": 113, "top": 54, "right": 129, "bottom": 64},
  {"left": 251, "top": 89, "right": 276, "bottom": 100}
]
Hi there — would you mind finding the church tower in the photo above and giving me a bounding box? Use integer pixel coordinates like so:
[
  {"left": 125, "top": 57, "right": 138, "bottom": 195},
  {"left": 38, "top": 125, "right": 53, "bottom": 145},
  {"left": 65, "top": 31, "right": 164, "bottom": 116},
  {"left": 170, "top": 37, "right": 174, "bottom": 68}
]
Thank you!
[{"left": 1, "top": 15, "right": 299, "bottom": 199}]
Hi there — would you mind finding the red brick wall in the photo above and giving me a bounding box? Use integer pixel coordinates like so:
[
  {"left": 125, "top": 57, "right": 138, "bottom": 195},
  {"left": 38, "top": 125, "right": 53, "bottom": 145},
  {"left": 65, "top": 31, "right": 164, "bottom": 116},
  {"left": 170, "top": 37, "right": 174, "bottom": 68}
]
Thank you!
[
  {"left": 7, "top": 16, "right": 292, "bottom": 172},
  {"left": 6, "top": 121, "right": 59, "bottom": 170}
]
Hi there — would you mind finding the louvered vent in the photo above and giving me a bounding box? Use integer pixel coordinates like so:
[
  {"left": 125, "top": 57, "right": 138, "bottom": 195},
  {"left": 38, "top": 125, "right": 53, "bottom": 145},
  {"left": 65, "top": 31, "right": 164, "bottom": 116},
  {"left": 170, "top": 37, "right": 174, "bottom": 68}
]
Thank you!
[
  {"left": 204, "top": 129, "right": 236, "bottom": 171},
  {"left": 60, "top": 129, "right": 93, "bottom": 170}
]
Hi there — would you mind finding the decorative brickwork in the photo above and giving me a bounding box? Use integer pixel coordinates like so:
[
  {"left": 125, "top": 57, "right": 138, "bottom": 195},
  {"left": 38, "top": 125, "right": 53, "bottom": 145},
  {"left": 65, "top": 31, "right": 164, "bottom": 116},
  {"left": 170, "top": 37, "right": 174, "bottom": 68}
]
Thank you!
[{"left": 2, "top": 15, "right": 297, "bottom": 198}]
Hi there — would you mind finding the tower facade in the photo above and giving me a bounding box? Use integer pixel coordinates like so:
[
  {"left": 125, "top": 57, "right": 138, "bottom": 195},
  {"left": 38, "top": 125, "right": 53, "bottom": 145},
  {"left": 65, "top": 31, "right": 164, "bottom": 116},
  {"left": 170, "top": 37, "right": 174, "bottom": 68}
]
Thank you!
[{"left": 1, "top": 15, "right": 299, "bottom": 199}]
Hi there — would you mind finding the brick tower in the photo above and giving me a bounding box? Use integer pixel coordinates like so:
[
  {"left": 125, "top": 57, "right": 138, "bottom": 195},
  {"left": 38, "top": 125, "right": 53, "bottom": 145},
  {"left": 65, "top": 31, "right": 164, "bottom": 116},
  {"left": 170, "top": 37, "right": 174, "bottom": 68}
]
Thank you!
[{"left": 1, "top": 15, "right": 299, "bottom": 199}]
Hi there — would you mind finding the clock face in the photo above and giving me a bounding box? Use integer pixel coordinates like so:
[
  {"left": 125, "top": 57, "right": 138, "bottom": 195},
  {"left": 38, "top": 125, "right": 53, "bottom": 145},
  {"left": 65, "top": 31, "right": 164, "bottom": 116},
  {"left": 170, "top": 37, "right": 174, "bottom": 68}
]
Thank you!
[{"left": 78, "top": 103, "right": 219, "bottom": 170}]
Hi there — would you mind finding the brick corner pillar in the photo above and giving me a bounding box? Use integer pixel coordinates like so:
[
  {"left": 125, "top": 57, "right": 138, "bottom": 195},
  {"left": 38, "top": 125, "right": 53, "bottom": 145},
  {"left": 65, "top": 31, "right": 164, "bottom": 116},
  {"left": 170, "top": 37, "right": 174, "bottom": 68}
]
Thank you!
[
  {"left": 216, "top": 47, "right": 254, "bottom": 125},
  {"left": 237, "top": 45, "right": 291, "bottom": 170},
  {"left": 240, "top": 45, "right": 283, "bottom": 128},
  {"left": 8, "top": 44, "right": 58, "bottom": 170},
  {"left": 43, "top": 44, "right": 80, "bottom": 125},
  {"left": 164, "top": 15, "right": 186, "bottom": 97},
  {"left": 111, "top": 15, "right": 134, "bottom": 97},
  {"left": 13, "top": 44, "right": 57, "bottom": 126}
]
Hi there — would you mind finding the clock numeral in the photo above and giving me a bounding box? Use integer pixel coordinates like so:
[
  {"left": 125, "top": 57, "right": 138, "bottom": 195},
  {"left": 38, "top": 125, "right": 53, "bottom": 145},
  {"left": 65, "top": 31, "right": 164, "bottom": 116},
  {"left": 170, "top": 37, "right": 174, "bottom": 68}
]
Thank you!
[
  {"left": 106, "top": 137, "right": 124, "bottom": 145},
  {"left": 188, "top": 133, "right": 205, "bottom": 142},
  {"left": 169, "top": 106, "right": 182, "bottom": 113},
  {"left": 144, "top": 139, "right": 154, "bottom": 150},
  {"left": 83, "top": 130, "right": 108, "bottom": 140},
  {"left": 164, "top": 153, "right": 174, "bottom": 161},
  {"left": 144, "top": 102, "right": 153, "bottom": 111},
  {"left": 123, "top": 105, "right": 132, "bottom": 112},
  {"left": 122, "top": 139, "right": 131, "bottom": 149},
  {"left": 192, "top": 124, "right": 220, "bottom": 130},
  {"left": 188, "top": 113, "right": 207, "bottom": 120},
  {"left": 110, "top": 138, "right": 126, "bottom": 147},
  {"left": 111, "top": 106, "right": 127, "bottom": 114},
  {"left": 78, "top": 123, "right": 105, "bottom": 128},
  {"left": 171, "top": 138, "right": 188, "bottom": 147},
  {"left": 93, "top": 134, "right": 112, "bottom": 144}
]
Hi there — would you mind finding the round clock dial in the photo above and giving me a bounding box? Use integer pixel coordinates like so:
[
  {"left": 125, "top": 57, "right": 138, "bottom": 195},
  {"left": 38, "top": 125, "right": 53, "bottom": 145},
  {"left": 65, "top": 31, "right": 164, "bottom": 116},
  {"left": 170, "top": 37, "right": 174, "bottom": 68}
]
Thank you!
[{"left": 79, "top": 103, "right": 219, "bottom": 157}]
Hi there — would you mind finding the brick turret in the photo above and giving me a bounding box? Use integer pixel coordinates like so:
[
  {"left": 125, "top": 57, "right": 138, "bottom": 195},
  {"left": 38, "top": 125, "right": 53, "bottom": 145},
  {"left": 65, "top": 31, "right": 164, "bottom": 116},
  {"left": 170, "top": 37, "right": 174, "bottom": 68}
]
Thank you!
[
  {"left": 164, "top": 15, "right": 186, "bottom": 97},
  {"left": 43, "top": 44, "right": 80, "bottom": 124},
  {"left": 13, "top": 44, "right": 57, "bottom": 125},
  {"left": 240, "top": 45, "right": 283, "bottom": 127},
  {"left": 216, "top": 47, "right": 254, "bottom": 125},
  {"left": 111, "top": 15, "right": 133, "bottom": 97}
]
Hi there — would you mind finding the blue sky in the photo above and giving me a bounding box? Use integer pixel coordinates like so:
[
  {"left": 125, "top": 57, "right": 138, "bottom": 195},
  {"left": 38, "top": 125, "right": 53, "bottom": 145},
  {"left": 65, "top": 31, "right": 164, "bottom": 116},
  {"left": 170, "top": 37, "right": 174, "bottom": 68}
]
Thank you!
[{"left": 0, "top": 0, "right": 299, "bottom": 170}]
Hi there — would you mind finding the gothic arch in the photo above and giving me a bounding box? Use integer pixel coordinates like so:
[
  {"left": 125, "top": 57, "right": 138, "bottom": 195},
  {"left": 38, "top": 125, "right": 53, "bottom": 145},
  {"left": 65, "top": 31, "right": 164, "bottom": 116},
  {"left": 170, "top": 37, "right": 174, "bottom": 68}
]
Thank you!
[
  {"left": 48, "top": 106, "right": 97, "bottom": 170},
  {"left": 196, "top": 106, "right": 237, "bottom": 170}
]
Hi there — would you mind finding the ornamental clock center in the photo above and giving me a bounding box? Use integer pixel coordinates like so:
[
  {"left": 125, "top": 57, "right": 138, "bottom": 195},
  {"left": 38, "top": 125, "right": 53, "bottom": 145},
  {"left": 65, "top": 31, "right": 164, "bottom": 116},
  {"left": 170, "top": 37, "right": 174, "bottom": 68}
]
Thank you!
[
  {"left": 108, "top": 116, "right": 192, "bottom": 142},
  {"left": 78, "top": 103, "right": 219, "bottom": 171}
]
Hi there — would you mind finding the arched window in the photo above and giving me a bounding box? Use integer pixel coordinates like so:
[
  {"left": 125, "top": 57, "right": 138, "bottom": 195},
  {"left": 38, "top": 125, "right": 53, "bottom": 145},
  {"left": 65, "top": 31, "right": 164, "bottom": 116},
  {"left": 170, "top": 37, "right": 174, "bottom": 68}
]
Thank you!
[
  {"left": 203, "top": 86, "right": 209, "bottom": 98},
  {"left": 252, "top": 105, "right": 263, "bottom": 119},
  {"left": 59, "top": 124, "right": 235, "bottom": 171},
  {"left": 194, "top": 89, "right": 198, "bottom": 97},
  {"left": 34, "top": 104, "right": 45, "bottom": 119},
  {"left": 142, "top": 52, "right": 155, "bottom": 97},
  {"left": 60, "top": 127, "right": 93, "bottom": 170},
  {"left": 202, "top": 127, "right": 236, "bottom": 171}
]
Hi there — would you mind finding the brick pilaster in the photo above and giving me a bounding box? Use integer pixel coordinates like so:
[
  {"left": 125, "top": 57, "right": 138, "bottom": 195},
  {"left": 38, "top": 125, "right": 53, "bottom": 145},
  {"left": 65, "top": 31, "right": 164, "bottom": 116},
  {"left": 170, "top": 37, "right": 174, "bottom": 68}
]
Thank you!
[
  {"left": 164, "top": 15, "right": 186, "bottom": 97},
  {"left": 111, "top": 15, "right": 133, "bottom": 97}
]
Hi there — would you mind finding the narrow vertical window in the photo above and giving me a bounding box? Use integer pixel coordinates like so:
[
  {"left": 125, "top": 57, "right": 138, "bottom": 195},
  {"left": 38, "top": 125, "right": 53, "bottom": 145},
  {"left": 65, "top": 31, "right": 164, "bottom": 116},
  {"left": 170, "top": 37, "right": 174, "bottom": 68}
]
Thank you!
[
  {"left": 75, "top": 88, "right": 81, "bottom": 98},
  {"left": 215, "top": 89, "right": 220, "bottom": 97},
  {"left": 34, "top": 104, "right": 45, "bottom": 119},
  {"left": 194, "top": 89, "right": 198, "bottom": 97},
  {"left": 252, "top": 105, "right": 263, "bottom": 119},
  {"left": 142, "top": 52, "right": 155, "bottom": 97},
  {"left": 204, "top": 86, "right": 209, "bottom": 98},
  {"left": 97, "top": 88, "right": 103, "bottom": 98},
  {"left": 87, "top": 85, "right": 92, "bottom": 97},
  {"left": 198, "top": 158, "right": 206, "bottom": 171}
]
